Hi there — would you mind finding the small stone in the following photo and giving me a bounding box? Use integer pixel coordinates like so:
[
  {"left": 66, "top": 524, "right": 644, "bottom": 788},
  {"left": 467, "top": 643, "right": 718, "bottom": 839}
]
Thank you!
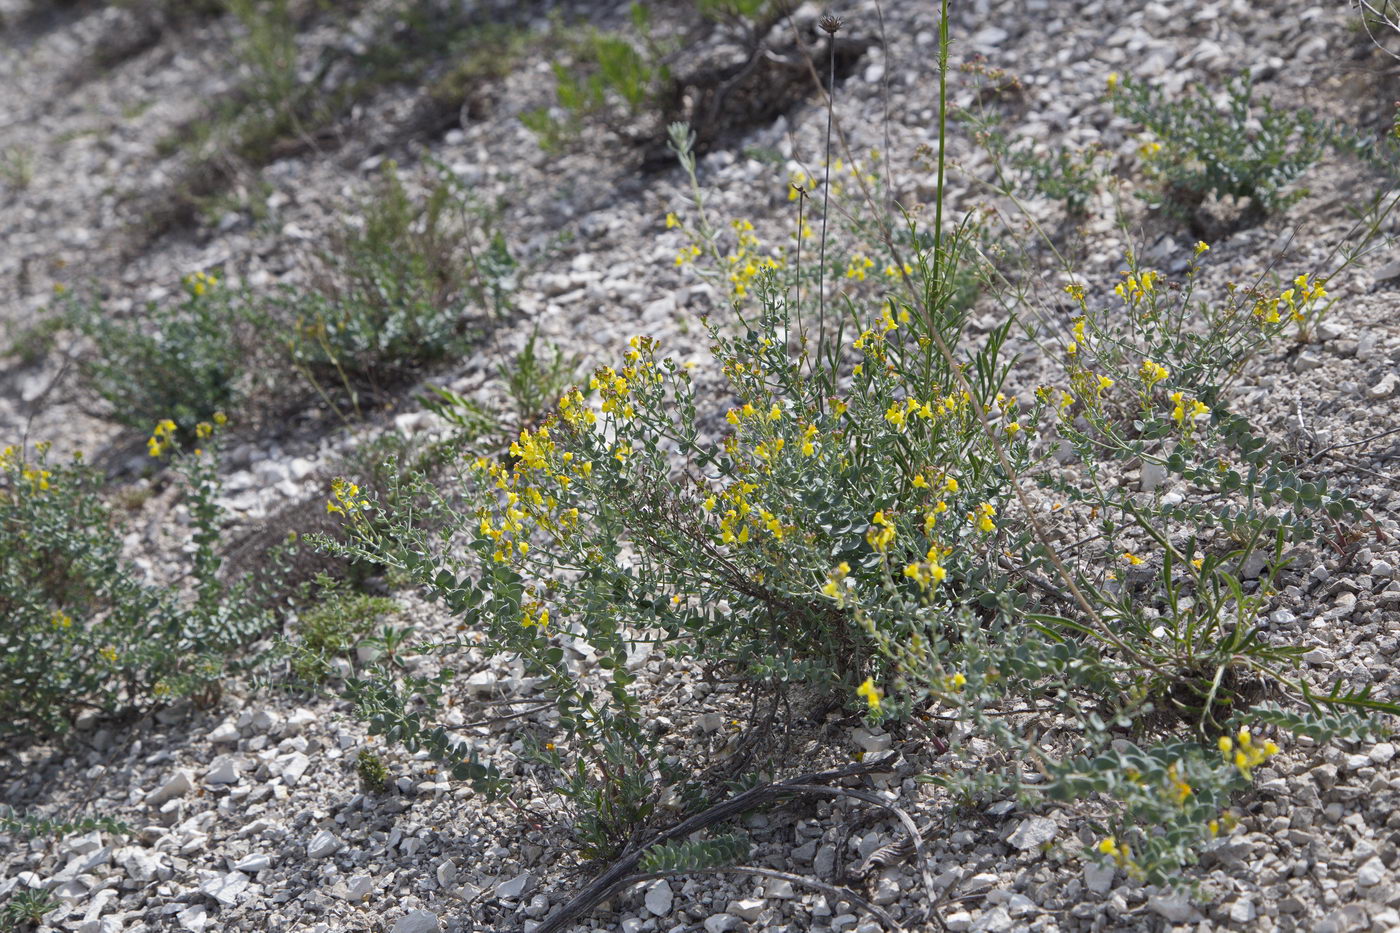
[
  {"left": 830, "top": 914, "right": 858, "bottom": 932},
  {"left": 1006, "top": 816, "right": 1057, "bottom": 851},
  {"left": 199, "top": 871, "right": 249, "bottom": 906},
  {"left": 177, "top": 905, "right": 210, "bottom": 932},
  {"left": 208, "top": 722, "right": 240, "bottom": 745},
  {"left": 525, "top": 895, "right": 550, "bottom": 919},
  {"left": 703, "top": 913, "right": 740, "bottom": 933},
  {"left": 464, "top": 670, "right": 496, "bottom": 696},
  {"left": 1228, "top": 899, "right": 1257, "bottom": 923},
  {"left": 147, "top": 770, "right": 195, "bottom": 806},
  {"left": 345, "top": 875, "right": 373, "bottom": 901},
  {"left": 307, "top": 831, "right": 341, "bottom": 858},
  {"left": 971, "top": 906, "right": 1013, "bottom": 932},
  {"left": 64, "top": 831, "right": 104, "bottom": 856},
  {"left": 727, "top": 897, "right": 765, "bottom": 921},
  {"left": 495, "top": 872, "right": 532, "bottom": 900},
  {"left": 1140, "top": 461, "right": 1168, "bottom": 492},
  {"left": 233, "top": 853, "right": 271, "bottom": 873},
  {"left": 205, "top": 756, "right": 240, "bottom": 785},
  {"left": 1293, "top": 352, "right": 1323, "bottom": 372},
  {"left": 392, "top": 909, "right": 440, "bottom": 933},
  {"left": 1369, "top": 373, "right": 1399, "bottom": 400},
  {"left": 115, "top": 846, "right": 163, "bottom": 882},
  {"left": 851, "top": 727, "right": 893, "bottom": 754},
  {"left": 280, "top": 752, "right": 311, "bottom": 787},
  {"left": 1147, "top": 893, "right": 1200, "bottom": 922},
  {"left": 435, "top": 859, "right": 457, "bottom": 888},
  {"left": 1372, "top": 743, "right": 1397, "bottom": 764},
  {"left": 1005, "top": 893, "right": 1038, "bottom": 916},
  {"left": 1358, "top": 855, "right": 1387, "bottom": 887},
  {"left": 873, "top": 875, "right": 902, "bottom": 905},
  {"left": 765, "top": 879, "right": 795, "bottom": 899},
  {"left": 644, "top": 880, "right": 673, "bottom": 916},
  {"left": 249, "top": 710, "right": 280, "bottom": 733},
  {"left": 946, "top": 910, "right": 974, "bottom": 932},
  {"left": 1080, "top": 857, "right": 1114, "bottom": 896}
]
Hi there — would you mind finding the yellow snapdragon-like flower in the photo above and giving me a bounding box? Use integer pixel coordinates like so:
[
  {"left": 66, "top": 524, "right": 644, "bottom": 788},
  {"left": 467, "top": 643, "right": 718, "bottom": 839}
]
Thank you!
[
  {"left": 866, "top": 511, "right": 896, "bottom": 552},
  {"left": 856, "top": 677, "right": 883, "bottom": 711}
]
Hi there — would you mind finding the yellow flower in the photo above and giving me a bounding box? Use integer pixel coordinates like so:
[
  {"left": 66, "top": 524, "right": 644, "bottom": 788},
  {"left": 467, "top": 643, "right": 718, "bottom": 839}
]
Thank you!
[
  {"left": 1194, "top": 240, "right": 1210, "bottom": 256},
  {"left": 1139, "top": 359, "right": 1169, "bottom": 388},
  {"left": 1106, "top": 72, "right": 1119, "bottom": 92},
  {"left": 866, "top": 511, "right": 896, "bottom": 552},
  {"left": 665, "top": 212, "right": 679, "bottom": 229},
  {"left": 1097, "top": 836, "right": 1118, "bottom": 856},
  {"left": 1121, "top": 551, "right": 1144, "bottom": 566},
  {"left": 856, "top": 677, "right": 883, "bottom": 711},
  {"left": 99, "top": 646, "right": 118, "bottom": 663}
]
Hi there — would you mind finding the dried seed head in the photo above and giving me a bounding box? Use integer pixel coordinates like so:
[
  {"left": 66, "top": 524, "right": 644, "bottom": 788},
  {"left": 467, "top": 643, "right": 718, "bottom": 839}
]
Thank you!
[{"left": 818, "top": 14, "right": 843, "bottom": 35}]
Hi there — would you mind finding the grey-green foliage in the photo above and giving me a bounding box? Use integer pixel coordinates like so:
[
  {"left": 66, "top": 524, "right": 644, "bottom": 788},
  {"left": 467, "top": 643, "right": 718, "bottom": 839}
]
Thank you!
[
  {"left": 271, "top": 160, "right": 515, "bottom": 410},
  {"left": 0, "top": 889, "right": 58, "bottom": 930},
  {"left": 522, "top": 4, "right": 673, "bottom": 150},
  {"left": 0, "top": 431, "right": 271, "bottom": 739},
  {"left": 1110, "top": 70, "right": 1328, "bottom": 219},
  {"left": 62, "top": 276, "right": 245, "bottom": 437},
  {"left": 639, "top": 833, "right": 751, "bottom": 872},
  {"left": 0, "top": 807, "right": 129, "bottom": 841}
]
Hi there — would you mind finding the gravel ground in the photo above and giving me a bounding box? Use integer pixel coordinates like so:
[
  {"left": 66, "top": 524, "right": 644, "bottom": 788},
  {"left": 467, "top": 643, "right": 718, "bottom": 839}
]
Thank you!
[{"left": 2, "top": 0, "right": 1400, "bottom": 931}]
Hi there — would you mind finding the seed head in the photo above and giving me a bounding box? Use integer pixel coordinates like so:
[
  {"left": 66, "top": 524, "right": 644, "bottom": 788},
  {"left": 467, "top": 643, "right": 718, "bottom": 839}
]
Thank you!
[{"left": 818, "top": 14, "right": 843, "bottom": 35}]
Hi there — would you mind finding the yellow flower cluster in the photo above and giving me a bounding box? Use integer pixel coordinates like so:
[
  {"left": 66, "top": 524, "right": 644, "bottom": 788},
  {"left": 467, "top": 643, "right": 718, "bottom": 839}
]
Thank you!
[
  {"left": 856, "top": 676, "right": 882, "bottom": 711},
  {"left": 326, "top": 478, "right": 371, "bottom": 516},
  {"left": 1219, "top": 727, "right": 1279, "bottom": 779},
  {"left": 845, "top": 255, "right": 875, "bottom": 281},
  {"left": 1252, "top": 274, "right": 1327, "bottom": 324},
  {"left": 184, "top": 271, "right": 219, "bottom": 297},
  {"left": 866, "top": 511, "right": 896, "bottom": 552},
  {"left": 968, "top": 502, "right": 996, "bottom": 533},
  {"left": 147, "top": 419, "right": 178, "bottom": 458},
  {"left": 724, "top": 219, "right": 781, "bottom": 298},
  {"left": 1139, "top": 359, "right": 1169, "bottom": 389},
  {"left": 50, "top": 609, "right": 73, "bottom": 629},
  {"left": 903, "top": 544, "right": 949, "bottom": 591},
  {"left": 821, "top": 561, "right": 852, "bottom": 605},
  {"left": 1114, "top": 268, "right": 1159, "bottom": 304},
  {"left": 1169, "top": 391, "right": 1210, "bottom": 431}
]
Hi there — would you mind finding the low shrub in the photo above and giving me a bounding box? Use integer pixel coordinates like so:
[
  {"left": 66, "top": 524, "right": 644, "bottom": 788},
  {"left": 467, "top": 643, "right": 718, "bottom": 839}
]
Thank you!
[
  {"left": 1108, "top": 70, "right": 1328, "bottom": 232},
  {"left": 319, "top": 10, "right": 1396, "bottom": 894},
  {"left": 63, "top": 272, "right": 246, "bottom": 437},
  {"left": 269, "top": 160, "right": 516, "bottom": 418},
  {"left": 0, "top": 418, "right": 271, "bottom": 737}
]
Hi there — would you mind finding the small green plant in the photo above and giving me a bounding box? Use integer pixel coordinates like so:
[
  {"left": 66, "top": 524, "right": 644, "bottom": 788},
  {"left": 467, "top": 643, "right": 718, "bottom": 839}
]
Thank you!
[
  {"left": 0, "top": 418, "right": 271, "bottom": 737},
  {"left": 0, "top": 889, "right": 58, "bottom": 931},
  {"left": 523, "top": 4, "right": 674, "bottom": 150},
  {"left": 356, "top": 748, "right": 390, "bottom": 792},
  {"left": 0, "top": 807, "right": 129, "bottom": 840},
  {"left": 270, "top": 160, "right": 515, "bottom": 418},
  {"left": 0, "top": 146, "right": 33, "bottom": 189},
  {"left": 62, "top": 272, "right": 246, "bottom": 436},
  {"left": 956, "top": 62, "right": 1105, "bottom": 220},
  {"left": 1108, "top": 70, "right": 1328, "bottom": 231},
  {"left": 289, "top": 584, "right": 396, "bottom": 684}
]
